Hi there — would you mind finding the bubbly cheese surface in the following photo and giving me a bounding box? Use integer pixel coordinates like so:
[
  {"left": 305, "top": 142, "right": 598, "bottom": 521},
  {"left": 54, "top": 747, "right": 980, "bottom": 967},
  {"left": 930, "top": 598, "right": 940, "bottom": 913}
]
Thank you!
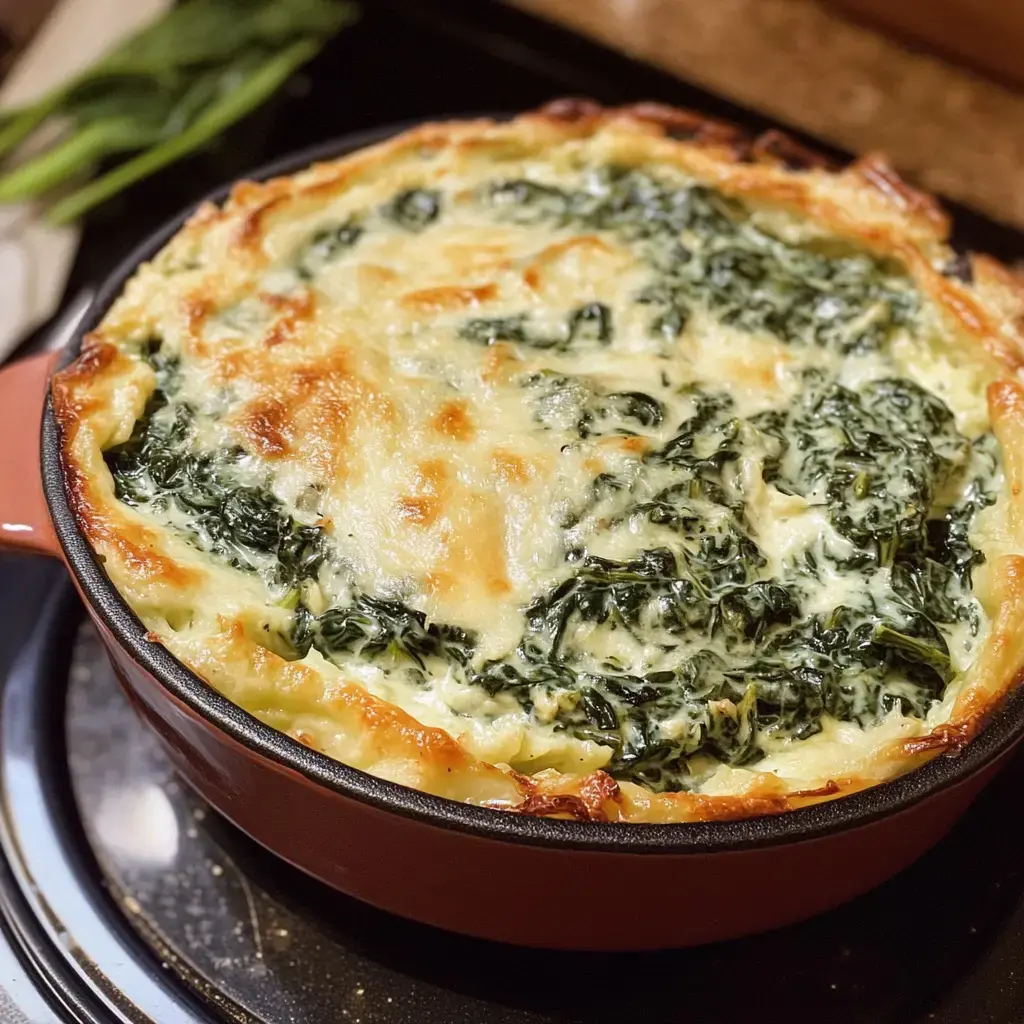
[{"left": 53, "top": 105, "right": 1024, "bottom": 821}]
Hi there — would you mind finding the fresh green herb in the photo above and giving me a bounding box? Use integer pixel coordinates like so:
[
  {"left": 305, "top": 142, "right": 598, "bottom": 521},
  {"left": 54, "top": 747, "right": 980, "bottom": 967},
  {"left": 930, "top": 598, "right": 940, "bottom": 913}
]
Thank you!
[{"left": 0, "top": 0, "right": 357, "bottom": 224}]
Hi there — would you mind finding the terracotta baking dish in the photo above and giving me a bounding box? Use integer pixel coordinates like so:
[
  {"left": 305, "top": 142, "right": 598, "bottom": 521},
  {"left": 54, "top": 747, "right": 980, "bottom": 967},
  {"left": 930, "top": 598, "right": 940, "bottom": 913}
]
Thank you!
[{"left": 2, "top": 121, "right": 1023, "bottom": 951}]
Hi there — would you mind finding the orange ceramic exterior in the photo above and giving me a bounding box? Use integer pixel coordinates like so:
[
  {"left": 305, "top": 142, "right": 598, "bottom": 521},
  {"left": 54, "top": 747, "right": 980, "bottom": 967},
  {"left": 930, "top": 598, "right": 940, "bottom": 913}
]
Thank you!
[
  {"left": 0, "top": 351, "right": 61, "bottom": 557},
  {"left": 0, "top": 347, "right": 1017, "bottom": 948}
]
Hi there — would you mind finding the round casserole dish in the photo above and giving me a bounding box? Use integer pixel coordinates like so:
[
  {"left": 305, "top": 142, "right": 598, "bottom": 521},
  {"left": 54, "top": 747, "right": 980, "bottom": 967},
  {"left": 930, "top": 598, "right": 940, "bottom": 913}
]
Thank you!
[{"left": 3, "top": 101, "right": 1024, "bottom": 948}]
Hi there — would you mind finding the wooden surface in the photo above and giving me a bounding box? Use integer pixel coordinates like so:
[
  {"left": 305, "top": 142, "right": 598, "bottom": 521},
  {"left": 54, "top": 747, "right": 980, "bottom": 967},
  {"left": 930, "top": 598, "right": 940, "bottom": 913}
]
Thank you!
[
  {"left": 828, "top": 0, "right": 1024, "bottom": 92},
  {"left": 508, "top": 0, "right": 1024, "bottom": 234}
]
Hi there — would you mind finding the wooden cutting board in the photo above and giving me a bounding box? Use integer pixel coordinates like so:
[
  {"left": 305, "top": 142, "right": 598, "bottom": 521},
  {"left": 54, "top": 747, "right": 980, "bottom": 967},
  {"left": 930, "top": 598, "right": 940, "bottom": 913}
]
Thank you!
[{"left": 825, "top": 0, "right": 1024, "bottom": 92}]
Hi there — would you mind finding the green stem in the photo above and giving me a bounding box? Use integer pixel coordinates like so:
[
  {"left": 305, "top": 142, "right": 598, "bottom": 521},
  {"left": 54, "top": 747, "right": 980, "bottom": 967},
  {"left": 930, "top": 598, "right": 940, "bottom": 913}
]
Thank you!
[
  {"left": 46, "top": 39, "right": 318, "bottom": 226},
  {"left": 0, "top": 121, "right": 131, "bottom": 202},
  {"left": 0, "top": 88, "right": 70, "bottom": 161}
]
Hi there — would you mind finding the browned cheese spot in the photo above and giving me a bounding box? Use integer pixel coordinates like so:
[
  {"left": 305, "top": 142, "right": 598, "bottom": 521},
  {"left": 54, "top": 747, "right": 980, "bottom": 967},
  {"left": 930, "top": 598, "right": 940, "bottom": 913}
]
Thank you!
[
  {"left": 399, "top": 283, "right": 498, "bottom": 312},
  {"left": 491, "top": 448, "right": 533, "bottom": 484},
  {"left": 261, "top": 289, "right": 317, "bottom": 348},
  {"left": 232, "top": 348, "right": 393, "bottom": 479},
  {"left": 396, "top": 459, "right": 450, "bottom": 527},
  {"left": 522, "top": 235, "right": 617, "bottom": 291},
  {"left": 431, "top": 399, "right": 475, "bottom": 441},
  {"left": 479, "top": 341, "right": 520, "bottom": 383},
  {"left": 424, "top": 480, "right": 511, "bottom": 600}
]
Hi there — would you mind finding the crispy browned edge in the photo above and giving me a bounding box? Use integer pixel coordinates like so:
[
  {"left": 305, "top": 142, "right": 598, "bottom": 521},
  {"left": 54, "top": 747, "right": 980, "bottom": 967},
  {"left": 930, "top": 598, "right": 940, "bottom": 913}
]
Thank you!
[{"left": 50, "top": 98, "right": 1024, "bottom": 824}]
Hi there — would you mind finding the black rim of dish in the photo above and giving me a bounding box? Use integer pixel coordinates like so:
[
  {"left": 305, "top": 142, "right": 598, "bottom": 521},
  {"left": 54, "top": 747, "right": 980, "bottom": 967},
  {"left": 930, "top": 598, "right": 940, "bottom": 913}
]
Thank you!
[{"left": 38, "top": 116, "right": 1024, "bottom": 855}]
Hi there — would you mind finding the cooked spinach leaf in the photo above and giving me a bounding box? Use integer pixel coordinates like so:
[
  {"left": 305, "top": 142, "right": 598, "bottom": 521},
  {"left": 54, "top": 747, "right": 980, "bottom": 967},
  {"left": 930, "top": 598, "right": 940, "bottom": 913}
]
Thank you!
[
  {"left": 522, "top": 371, "right": 663, "bottom": 439},
  {"left": 567, "top": 302, "right": 613, "bottom": 344},
  {"left": 458, "top": 314, "right": 529, "bottom": 345},
  {"left": 760, "top": 371, "right": 976, "bottom": 564},
  {"left": 294, "top": 217, "right": 363, "bottom": 279},
  {"left": 292, "top": 595, "right": 476, "bottom": 669},
  {"left": 382, "top": 188, "right": 441, "bottom": 231},
  {"left": 459, "top": 303, "right": 615, "bottom": 353},
  {"left": 483, "top": 168, "right": 916, "bottom": 352},
  {"left": 104, "top": 343, "right": 326, "bottom": 589}
]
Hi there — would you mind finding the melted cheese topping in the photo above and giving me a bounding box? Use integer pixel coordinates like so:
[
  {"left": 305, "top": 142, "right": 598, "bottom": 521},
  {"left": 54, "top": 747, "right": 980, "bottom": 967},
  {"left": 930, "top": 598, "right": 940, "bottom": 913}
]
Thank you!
[{"left": 52, "top": 106, "right": 1024, "bottom": 822}]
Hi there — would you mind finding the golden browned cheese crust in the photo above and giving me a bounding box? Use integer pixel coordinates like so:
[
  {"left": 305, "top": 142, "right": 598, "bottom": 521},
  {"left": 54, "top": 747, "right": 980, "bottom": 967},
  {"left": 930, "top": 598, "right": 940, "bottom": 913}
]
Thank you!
[{"left": 53, "top": 100, "right": 1024, "bottom": 822}]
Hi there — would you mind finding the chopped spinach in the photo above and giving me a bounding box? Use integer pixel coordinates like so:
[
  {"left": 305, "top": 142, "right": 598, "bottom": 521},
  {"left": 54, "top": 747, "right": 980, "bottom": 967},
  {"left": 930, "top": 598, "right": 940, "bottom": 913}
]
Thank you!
[
  {"left": 104, "top": 344, "right": 326, "bottom": 590},
  {"left": 458, "top": 314, "right": 529, "bottom": 345},
  {"left": 579, "top": 391, "right": 662, "bottom": 439},
  {"left": 567, "top": 302, "right": 613, "bottom": 344},
  {"left": 522, "top": 371, "right": 663, "bottom": 439},
  {"left": 459, "top": 303, "right": 615, "bottom": 353},
  {"left": 761, "top": 371, "right": 976, "bottom": 564},
  {"left": 292, "top": 595, "right": 476, "bottom": 669},
  {"left": 381, "top": 187, "right": 441, "bottom": 231},
  {"left": 483, "top": 167, "right": 916, "bottom": 352},
  {"left": 294, "top": 217, "right": 363, "bottom": 279}
]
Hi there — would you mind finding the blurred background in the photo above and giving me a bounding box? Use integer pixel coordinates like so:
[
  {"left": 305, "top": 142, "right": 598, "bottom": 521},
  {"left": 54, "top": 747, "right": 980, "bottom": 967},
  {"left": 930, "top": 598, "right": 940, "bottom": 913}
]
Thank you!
[{"left": 4, "top": 0, "right": 1024, "bottom": 222}]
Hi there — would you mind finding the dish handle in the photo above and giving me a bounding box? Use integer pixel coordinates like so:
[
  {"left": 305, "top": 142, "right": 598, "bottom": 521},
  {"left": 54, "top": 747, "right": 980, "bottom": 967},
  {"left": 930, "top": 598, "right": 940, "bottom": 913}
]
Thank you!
[{"left": 0, "top": 351, "right": 61, "bottom": 557}]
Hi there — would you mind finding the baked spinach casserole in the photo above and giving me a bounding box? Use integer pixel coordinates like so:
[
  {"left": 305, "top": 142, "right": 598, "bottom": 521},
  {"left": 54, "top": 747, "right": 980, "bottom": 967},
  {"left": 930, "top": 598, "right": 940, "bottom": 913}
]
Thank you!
[{"left": 54, "top": 101, "right": 1024, "bottom": 823}]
